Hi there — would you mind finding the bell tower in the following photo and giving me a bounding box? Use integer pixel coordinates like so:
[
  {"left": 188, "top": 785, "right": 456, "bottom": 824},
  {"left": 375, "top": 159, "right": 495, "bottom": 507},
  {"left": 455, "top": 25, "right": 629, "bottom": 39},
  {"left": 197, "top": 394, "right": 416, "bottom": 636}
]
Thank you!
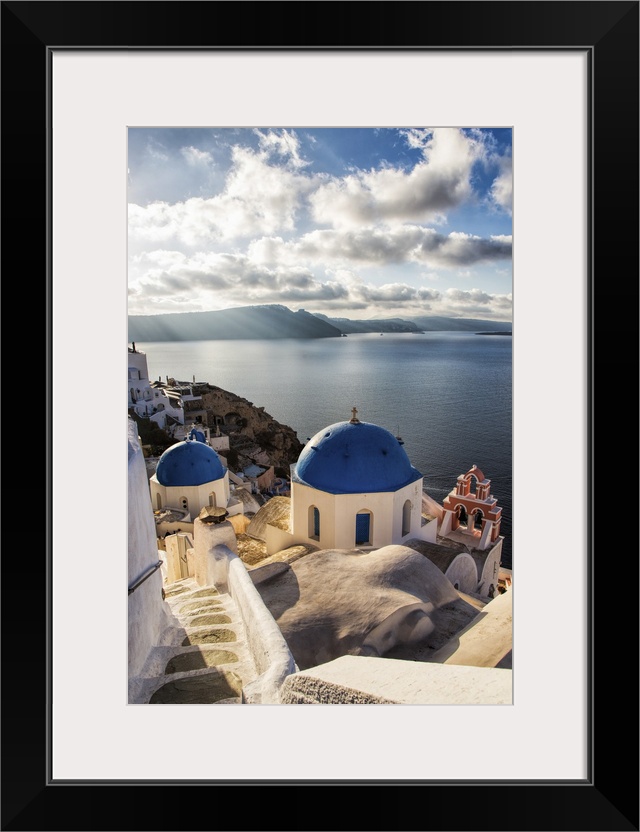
[{"left": 439, "top": 465, "right": 502, "bottom": 549}]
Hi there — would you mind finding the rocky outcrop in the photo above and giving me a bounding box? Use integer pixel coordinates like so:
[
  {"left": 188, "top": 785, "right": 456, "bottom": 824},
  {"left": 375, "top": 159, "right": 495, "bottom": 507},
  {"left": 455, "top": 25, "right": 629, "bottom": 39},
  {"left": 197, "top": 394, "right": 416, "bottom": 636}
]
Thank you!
[{"left": 180, "top": 385, "right": 304, "bottom": 474}]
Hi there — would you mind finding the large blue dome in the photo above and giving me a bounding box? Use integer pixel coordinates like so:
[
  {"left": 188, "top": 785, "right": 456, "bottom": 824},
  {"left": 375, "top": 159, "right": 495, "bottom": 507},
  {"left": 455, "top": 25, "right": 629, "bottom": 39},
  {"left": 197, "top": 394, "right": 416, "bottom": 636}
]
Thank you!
[
  {"left": 156, "top": 440, "right": 225, "bottom": 487},
  {"left": 294, "top": 420, "right": 422, "bottom": 495}
]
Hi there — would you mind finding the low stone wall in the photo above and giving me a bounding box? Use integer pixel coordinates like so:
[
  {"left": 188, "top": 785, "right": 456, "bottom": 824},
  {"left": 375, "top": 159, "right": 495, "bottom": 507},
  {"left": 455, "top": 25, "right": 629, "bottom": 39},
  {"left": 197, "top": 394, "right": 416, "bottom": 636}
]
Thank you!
[
  {"left": 227, "top": 556, "right": 298, "bottom": 704},
  {"left": 193, "top": 517, "right": 297, "bottom": 704},
  {"left": 279, "top": 655, "right": 512, "bottom": 704}
]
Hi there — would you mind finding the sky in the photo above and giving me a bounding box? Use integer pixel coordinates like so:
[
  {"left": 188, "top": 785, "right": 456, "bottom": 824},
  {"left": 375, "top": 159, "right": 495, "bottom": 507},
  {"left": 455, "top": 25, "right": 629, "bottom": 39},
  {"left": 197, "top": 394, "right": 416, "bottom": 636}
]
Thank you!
[{"left": 128, "top": 127, "right": 512, "bottom": 321}]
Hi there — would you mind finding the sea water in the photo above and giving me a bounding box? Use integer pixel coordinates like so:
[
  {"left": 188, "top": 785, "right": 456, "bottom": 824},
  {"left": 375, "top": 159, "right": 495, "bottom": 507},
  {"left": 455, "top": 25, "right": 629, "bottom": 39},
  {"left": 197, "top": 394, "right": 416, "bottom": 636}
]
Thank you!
[{"left": 134, "top": 332, "right": 513, "bottom": 567}]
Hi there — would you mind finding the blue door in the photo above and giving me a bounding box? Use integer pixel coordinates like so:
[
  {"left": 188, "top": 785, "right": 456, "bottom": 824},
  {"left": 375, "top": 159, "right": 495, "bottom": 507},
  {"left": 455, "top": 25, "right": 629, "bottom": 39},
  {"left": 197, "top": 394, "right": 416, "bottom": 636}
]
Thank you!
[
  {"left": 355, "top": 513, "right": 370, "bottom": 545},
  {"left": 313, "top": 507, "right": 320, "bottom": 537}
]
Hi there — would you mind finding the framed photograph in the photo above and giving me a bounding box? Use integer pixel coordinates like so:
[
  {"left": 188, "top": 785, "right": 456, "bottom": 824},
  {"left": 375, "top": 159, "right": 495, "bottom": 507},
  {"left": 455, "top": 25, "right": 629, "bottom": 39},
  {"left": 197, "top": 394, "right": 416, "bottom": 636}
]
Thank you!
[{"left": 2, "top": 2, "right": 637, "bottom": 830}]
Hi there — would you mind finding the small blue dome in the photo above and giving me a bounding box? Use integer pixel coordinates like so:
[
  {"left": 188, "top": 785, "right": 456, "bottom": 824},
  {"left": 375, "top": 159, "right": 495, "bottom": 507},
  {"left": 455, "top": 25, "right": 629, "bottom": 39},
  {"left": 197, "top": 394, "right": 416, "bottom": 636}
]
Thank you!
[
  {"left": 294, "top": 420, "right": 422, "bottom": 495},
  {"left": 189, "top": 428, "right": 206, "bottom": 443},
  {"left": 156, "top": 440, "right": 225, "bottom": 487}
]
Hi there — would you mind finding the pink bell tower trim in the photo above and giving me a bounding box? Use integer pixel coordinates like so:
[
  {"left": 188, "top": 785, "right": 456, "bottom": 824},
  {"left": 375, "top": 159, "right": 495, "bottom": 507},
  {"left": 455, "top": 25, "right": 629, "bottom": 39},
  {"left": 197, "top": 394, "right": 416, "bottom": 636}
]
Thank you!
[{"left": 440, "top": 465, "right": 502, "bottom": 549}]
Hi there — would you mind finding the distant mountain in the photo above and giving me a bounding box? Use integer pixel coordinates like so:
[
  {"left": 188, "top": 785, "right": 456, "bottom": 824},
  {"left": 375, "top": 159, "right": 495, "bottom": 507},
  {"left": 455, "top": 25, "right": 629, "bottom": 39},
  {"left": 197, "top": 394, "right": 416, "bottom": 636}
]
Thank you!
[
  {"left": 128, "top": 305, "right": 343, "bottom": 341},
  {"left": 312, "top": 314, "right": 421, "bottom": 334},
  {"left": 402, "top": 315, "right": 512, "bottom": 332},
  {"left": 311, "top": 313, "right": 512, "bottom": 334},
  {"left": 128, "top": 304, "right": 512, "bottom": 341}
]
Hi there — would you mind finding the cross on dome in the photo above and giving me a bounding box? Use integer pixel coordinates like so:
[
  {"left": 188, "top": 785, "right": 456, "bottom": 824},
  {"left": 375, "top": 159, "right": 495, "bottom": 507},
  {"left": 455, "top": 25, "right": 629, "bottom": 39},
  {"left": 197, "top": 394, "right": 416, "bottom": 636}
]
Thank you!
[{"left": 350, "top": 406, "right": 360, "bottom": 423}]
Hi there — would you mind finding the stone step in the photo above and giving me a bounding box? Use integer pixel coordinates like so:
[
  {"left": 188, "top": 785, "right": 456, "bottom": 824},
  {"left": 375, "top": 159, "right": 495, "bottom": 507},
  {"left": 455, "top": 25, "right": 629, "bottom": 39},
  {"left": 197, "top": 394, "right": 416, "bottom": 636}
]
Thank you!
[{"left": 138, "top": 578, "right": 260, "bottom": 704}]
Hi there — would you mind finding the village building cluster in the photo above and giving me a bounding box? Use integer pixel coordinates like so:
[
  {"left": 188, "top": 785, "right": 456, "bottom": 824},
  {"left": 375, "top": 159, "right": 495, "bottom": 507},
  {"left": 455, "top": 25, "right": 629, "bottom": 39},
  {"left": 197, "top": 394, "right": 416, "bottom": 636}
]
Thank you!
[{"left": 128, "top": 344, "right": 512, "bottom": 705}]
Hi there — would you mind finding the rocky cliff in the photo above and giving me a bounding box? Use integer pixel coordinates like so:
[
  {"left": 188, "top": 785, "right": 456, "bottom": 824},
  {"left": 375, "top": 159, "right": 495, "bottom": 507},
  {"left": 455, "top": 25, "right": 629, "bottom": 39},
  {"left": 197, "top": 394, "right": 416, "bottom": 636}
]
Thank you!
[{"left": 191, "top": 384, "right": 304, "bottom": 475}]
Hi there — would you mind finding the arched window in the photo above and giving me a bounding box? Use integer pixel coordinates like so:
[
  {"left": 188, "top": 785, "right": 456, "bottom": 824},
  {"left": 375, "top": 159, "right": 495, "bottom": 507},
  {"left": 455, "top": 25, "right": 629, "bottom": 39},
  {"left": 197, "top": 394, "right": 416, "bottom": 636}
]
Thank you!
[
  {"left": 473, "top": 509, "right": 484, "bottom": 530},
  {"left": 156, "top": 493, "right": 162, "bottom": 509},
  {"left": 355, "top": 510, "right": 373, "bottom": 546},
  {"left": 456, "top": 504, "right": 468, "bottom": 527},
  {"left": 308, "top": 505, "right": 320, "bottom": 540},
  {"left": 209, "top": 492, "right": 217, "bottom": 507},
  {"left": 402, "top": 499, "right": 412, "bottom": 536},
  {"left": 180, "top": 496, "right": 189, "bottom": 512}
]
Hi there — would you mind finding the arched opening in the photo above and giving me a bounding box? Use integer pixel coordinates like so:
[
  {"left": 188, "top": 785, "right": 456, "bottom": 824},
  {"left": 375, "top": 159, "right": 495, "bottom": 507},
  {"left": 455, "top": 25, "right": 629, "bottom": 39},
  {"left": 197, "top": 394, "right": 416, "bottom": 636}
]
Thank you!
[
  {"left": 156, "top": 493, "right": 162, "bottom": 510},
  {"left": 402, "top": 499, "right": 412, "bottom": 536},
  {"left": 208, "top": 492, "right": 217, "bottom": 507},
  {"left": 180, "top": 496, "right": 189, "bottom": 512},
  {"left": 308, "top": 505, "right": 320, "bottom": 540},
  {"left": 472, "top": 509, "right": 484, "bottom": 530},
  {"left": 355, "top": 510, "right": 373, "bottom": 546},
  {"left": 456, "top": 504, "right": 468, "bottom": 527}
]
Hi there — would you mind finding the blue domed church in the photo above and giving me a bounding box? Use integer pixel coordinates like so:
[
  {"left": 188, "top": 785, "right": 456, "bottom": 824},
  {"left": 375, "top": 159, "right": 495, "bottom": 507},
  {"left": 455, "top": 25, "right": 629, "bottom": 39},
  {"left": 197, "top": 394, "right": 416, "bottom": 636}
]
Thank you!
[
  {"left": 149, "top": 430, "right": 231, "bottom": 521},
  {"left": 287, "top": 408, "right": 438, "bottom": 551}
]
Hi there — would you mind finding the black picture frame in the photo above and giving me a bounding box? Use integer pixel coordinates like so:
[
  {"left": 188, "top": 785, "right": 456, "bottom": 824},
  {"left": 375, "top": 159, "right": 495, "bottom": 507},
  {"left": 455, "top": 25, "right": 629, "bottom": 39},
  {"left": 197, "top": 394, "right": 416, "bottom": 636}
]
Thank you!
[{"left": 2, "top": 2, "right": 638, "bottom": 830}]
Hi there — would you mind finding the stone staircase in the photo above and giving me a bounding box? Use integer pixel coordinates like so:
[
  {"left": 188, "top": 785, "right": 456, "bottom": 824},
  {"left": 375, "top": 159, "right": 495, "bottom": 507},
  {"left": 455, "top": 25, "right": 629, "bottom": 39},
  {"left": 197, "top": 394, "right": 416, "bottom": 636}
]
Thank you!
[{"left": 133, "top": 577, "right": 260, "bottom": 704}]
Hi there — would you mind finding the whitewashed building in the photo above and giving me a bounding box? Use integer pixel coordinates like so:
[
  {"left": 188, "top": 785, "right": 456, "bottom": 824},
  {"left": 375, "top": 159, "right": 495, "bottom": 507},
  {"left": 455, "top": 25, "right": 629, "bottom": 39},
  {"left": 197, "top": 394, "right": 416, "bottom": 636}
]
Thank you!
[
  {"left": 149, "top": 433, "right": 243, "bottom": 521},
  {"left": 263, "top": 409, "right": 438, "bottom": 554},
  {"left": 127, "top": 343, "right": 184, "bottom": 427}
]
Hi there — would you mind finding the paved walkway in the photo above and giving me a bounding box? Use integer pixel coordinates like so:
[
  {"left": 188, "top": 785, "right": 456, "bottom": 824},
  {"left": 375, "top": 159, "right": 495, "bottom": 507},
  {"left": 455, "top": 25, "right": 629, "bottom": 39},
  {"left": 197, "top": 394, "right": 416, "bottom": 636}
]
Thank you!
[{"left": 134, "top": 577, "right": 260, "bottom": 704}]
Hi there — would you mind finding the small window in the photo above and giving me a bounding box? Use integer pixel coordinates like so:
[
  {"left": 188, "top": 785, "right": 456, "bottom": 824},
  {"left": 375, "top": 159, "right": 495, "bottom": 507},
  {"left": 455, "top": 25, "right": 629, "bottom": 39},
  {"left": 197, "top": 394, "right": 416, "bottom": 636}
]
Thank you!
[
  {"left": 402, "top": 499, "right": 412, "bottom": 536},
  {"left": 308, "top": 505, "right": 320, "bottom": 540}
]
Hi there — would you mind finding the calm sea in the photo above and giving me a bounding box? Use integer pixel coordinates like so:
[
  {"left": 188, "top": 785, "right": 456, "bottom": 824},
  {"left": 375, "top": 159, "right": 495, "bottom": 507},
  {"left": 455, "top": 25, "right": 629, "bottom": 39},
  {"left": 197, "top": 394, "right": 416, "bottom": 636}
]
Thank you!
[{"left": 134, "top": 332, "right": 512, "bottom": 567}]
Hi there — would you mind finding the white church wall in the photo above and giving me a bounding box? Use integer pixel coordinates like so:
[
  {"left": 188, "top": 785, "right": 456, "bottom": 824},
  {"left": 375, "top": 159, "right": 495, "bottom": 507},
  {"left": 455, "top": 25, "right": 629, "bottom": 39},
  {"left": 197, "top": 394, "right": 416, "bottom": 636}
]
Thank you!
[
  {"left": 291, "top": 482, "right": 336, "bottom": 548},
  {"left": 333, "top": 492, "right": 391, "bottom": 548},
  {"left": 391, "top": 480, "right": 424, "bottom": 541},
  {"left": 476, "top": 538, "right": 503, "bottom": 598},
  {"left": 127, "top": 419, "right": 171, "bottom": 680},
  {"left": 292, "top": 481, "right": 431, "bottom": 550},
  {"left": 150, "top": 473, "right": 230, "bottom": 519},
  {"left": 443, "top": 553, "right": 479, "bottom": 594},
  {"left": 193, "top": 475, "right": 230, "bottom": 511}
]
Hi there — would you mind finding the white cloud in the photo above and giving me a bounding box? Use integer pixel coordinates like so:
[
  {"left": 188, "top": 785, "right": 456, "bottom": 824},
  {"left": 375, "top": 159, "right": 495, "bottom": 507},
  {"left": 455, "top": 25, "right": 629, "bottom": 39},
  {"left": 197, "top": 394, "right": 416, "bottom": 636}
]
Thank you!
[
  {"left": 128, "top": 248, "right": 511, "bottom": 321},
  {"left": 489, "top": 154, "right": 513, "bottom": 214},
  {"left": 180, "top": 146, "right": 213, "bottom": 167},
  {"left": 145, "top": 138, "right": 169, "bottom": 162},
  {"left": 436, "top": 287, "right": 513, "bottom": 319},
  {"left": 128, "top": 127, "right": 512, "bottom": 320},
  {"left": 129, "top": 137, "right": 316, "bottom": 244},
  {"left": 310, "top": 128, "right": 487, "bottom": 228},
  {"left": 253, "top": 128, "right": 309, "bottom": 169},
  {"left": 247, "top": 226, "right": 512, "bottom": 269}
]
